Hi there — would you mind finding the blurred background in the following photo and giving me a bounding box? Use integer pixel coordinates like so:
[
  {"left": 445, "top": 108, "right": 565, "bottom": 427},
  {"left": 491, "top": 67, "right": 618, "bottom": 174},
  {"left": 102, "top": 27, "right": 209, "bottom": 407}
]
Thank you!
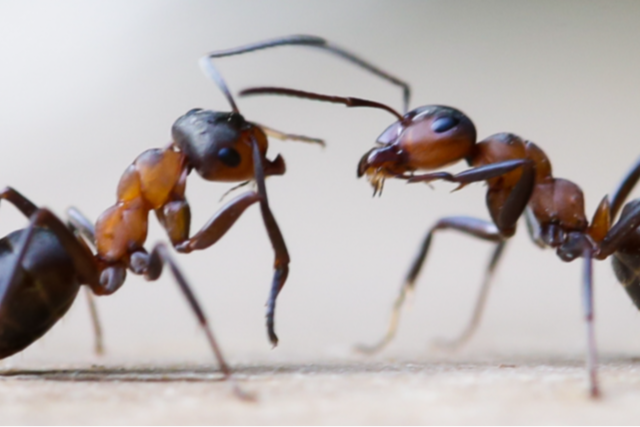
[{"left": 1, "top": 0, "right": 640, "bottom": 366}]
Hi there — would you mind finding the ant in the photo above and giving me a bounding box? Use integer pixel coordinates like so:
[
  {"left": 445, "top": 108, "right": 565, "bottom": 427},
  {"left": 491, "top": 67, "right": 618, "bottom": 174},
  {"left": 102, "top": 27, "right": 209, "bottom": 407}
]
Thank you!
[
  {"left": 0, "top": 187, "right": 244, "bottom": 393},
  {"left": 237, "top": 51, "right": 640, "bottom": 398},
  {"left": 89, "top": 35, "right": 411, "bottom": 347}
]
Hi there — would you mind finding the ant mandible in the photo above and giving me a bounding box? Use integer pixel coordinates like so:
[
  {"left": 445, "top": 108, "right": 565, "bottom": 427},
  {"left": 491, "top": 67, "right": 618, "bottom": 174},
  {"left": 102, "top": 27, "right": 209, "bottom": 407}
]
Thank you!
[
  {"left": 239, "top": 69, "right": 640, "bottom": 398},
  {"left": 92, "top": 35, "right": 410, "bottom": 347},
  {"left": 0, "top": 187, "right": 242, "bottom": 392}
]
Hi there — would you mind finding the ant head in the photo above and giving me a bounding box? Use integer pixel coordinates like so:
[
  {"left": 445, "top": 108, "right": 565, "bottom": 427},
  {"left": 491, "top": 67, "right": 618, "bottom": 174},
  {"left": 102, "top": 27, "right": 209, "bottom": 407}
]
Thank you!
[
  {"left": 238, "top": 87, "right": 476, "bottom": 193},
  {"left": 174, "top": 57, "right": 283, "bottom": 183},
  {"left": 358, "top": 105, "right": 477, "bottom": 181},
  {"left": 172, "top": 108, "right": 270, "bottom": 182}
]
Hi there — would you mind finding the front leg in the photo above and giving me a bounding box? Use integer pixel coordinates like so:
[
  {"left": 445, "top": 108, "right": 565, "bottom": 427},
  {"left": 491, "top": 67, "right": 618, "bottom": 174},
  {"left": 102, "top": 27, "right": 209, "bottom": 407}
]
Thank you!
[
  {"left": 161, "top": 192, "right": 261, "bottom": 252},
  {"left": 406, "top": 159, "right": 530, "bottom": 188},
  {"left": 158, "top": 182, "right": 284, "bottom": 345},
  {"left": 155, "top": 142, "right": 289, "bottom": 346},
  {"left": 408, "top": 159, "right": 535, "bottom": 235},
  {"left": 251, "top": 140, "right": 290, "bottom": 347}
]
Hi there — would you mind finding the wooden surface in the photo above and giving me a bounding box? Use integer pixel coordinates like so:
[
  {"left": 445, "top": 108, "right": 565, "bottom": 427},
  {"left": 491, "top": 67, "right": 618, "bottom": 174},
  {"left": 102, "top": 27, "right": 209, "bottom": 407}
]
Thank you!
[{"left": 2, "top": 355, "right": 640, "bottom": 424}]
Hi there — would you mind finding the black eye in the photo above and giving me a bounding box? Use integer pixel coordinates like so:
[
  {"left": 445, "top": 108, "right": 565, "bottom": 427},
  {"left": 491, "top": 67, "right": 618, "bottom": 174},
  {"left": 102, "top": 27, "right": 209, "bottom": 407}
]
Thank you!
[
  {"left": 218, "top": 147, "right": 241, "bottom": 167},
  {"left": 431, "top": 116, "right": 459, "bottom": 133}
]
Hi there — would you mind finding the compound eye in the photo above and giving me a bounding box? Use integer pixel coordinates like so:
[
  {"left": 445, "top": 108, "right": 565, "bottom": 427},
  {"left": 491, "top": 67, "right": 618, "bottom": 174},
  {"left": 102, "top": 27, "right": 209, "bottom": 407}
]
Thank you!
[
  {"left": 186, "top": 108, "right": 202, "bottom": 115},
  {"left": 431, "top": 116, "right": 459, "bottom": 133},
  {"left": 217, "top": 147, "right": 241, "bottom": 167}
]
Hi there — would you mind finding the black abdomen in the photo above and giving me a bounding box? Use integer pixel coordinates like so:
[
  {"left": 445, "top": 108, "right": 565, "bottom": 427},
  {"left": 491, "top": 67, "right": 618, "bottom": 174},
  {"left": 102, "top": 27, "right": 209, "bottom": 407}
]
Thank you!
[
  {"left": 0, "top": 228, "right": 80, "bottom": 358},
  {"left": 612, "top": 251, "right": 640, "bottom": 309}
]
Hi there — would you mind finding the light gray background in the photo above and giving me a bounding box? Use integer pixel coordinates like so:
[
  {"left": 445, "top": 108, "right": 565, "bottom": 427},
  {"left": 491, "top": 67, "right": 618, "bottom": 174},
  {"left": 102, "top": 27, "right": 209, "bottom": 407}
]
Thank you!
[{"left": 1, "top": 0, "right": 640, "bottom": 367}]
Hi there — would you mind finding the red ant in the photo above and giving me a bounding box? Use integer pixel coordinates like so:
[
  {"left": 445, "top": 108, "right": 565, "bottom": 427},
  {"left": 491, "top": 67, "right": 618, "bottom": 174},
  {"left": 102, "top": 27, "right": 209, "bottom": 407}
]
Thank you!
[
  {"left": 237, "top": 57, "right": 640, "bottom": 398},
  {"left": 0, "top": 37, "right": 407, "bottom": 399},
  {"left": 90, "top": 35, "right": 410, "bottom": 348},
  {"left": 0, "top": 187, "right": 245, "bottom": 392}
]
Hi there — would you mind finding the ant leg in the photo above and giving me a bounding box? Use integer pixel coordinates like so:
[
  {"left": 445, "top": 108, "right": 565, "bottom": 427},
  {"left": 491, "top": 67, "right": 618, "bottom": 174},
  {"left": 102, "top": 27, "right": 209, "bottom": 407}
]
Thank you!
[
  {"left": 357, "top": 217, "right": 504, "bottom": 354},
  {"left": 165, "top": 147, "right": 287, "bottom": 346},
  {"left": 83, "top": 288, "right": 104, "bottom": 355},
  {"left": 0, "top": 188, "right": 103, "bottom": 283},
  {"left": 431, "top": 240, "right": 507, "bottom": 351},
  {"left": 0, "top": 187, "right": 38, "bottom": 218},
  {"left": 204, "top": 35, "right": 411, "bottom": 113},
  {"left": 218, "top": 181, "right": 252, "bottom": 203},
  {"left": 66, "top": 207, "right": 105, "bottom": 355},
  {"left": 66, "top": 207, "right": 122, "bottom": 296},
  {"left": 582, "top": 252, "right": 600, "bottom": 398},
  {"left": 0, "top": 189, "right": 105, "bottom": 287},
  {"left": 129, "top": 244, "right": 251, "bottom": 400},
  {"left": 67, "top": 207, "right": 96, "bottom": 248},
  {"left": 610, "top": 156, "right": 640, "bottom": 220},
  {"left": 408, "top": 159, "right": 535, "bottom": 233},
  {"left": 598, "top": 200, "right": 640, "bottom": 258},
  {"left": 173, "top": 192, "right": 261, "bottom": 252},
  {"left": 356, "top": 160, "right": 534, "bottom": 353},
  {"left": 251, "top": 140, "right": 289, "bottom": 347},
  {"left": 170, "top": 192, "right": 282, "bottom": 343},
  {"left": 254, "top": 122, "right": 325, "bottom": 146},
  {"left": 407, "top": 159, "right": 531, "bottom": 189},
  {"left": 524, "top": 207, "right": 546, "bottom": 248}
]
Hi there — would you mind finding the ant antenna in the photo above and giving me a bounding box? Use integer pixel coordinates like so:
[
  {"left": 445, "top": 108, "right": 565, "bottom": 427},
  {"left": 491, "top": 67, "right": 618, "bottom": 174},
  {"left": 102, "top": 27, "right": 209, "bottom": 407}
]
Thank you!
[
  {"left": 198, "top": 57, "right": 240, "bottom": 114},
  {"left": 202, "top": 35, "right": 411, "bottom": 113},
  {"left": 240, "top": 87, "right": 404, "bottom": 121}
]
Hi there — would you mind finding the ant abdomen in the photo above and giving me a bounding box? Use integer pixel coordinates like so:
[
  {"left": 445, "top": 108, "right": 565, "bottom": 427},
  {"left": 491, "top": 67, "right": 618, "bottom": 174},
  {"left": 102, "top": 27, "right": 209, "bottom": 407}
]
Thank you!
[
  {"left": 611, "top": 201, "right": 640, "bottom": 309},
  {"left": 612, "top": 247, "right": 640, "bottom": 309},
  {"left": 0, "top": 228, "right": 80, "bottom": 358}
]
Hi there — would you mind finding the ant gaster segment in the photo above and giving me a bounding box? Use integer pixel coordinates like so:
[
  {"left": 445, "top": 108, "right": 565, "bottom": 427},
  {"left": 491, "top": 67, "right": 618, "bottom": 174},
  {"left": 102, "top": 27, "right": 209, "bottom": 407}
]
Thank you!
[
  {"left": 0, "top": 187, "right": 243, "bottom": 394},
  {"left": 239, "top": 84, "right": 640, "bottom": 398},
  {"left": 93, "top": 35, "right": 410, "bottom": 347}
]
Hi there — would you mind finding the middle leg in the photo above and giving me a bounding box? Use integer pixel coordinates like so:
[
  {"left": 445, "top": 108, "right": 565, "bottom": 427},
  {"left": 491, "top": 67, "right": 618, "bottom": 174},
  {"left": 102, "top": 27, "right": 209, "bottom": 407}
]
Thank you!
[
  {"left": 128, "top": 243, "right": 251, "bottom": 399},
  {"left": 357, "top": 216, "right": 506, "bottom": 354},
  {"left": 431, "top": 240, "right": 507, "bottom": 351}
]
